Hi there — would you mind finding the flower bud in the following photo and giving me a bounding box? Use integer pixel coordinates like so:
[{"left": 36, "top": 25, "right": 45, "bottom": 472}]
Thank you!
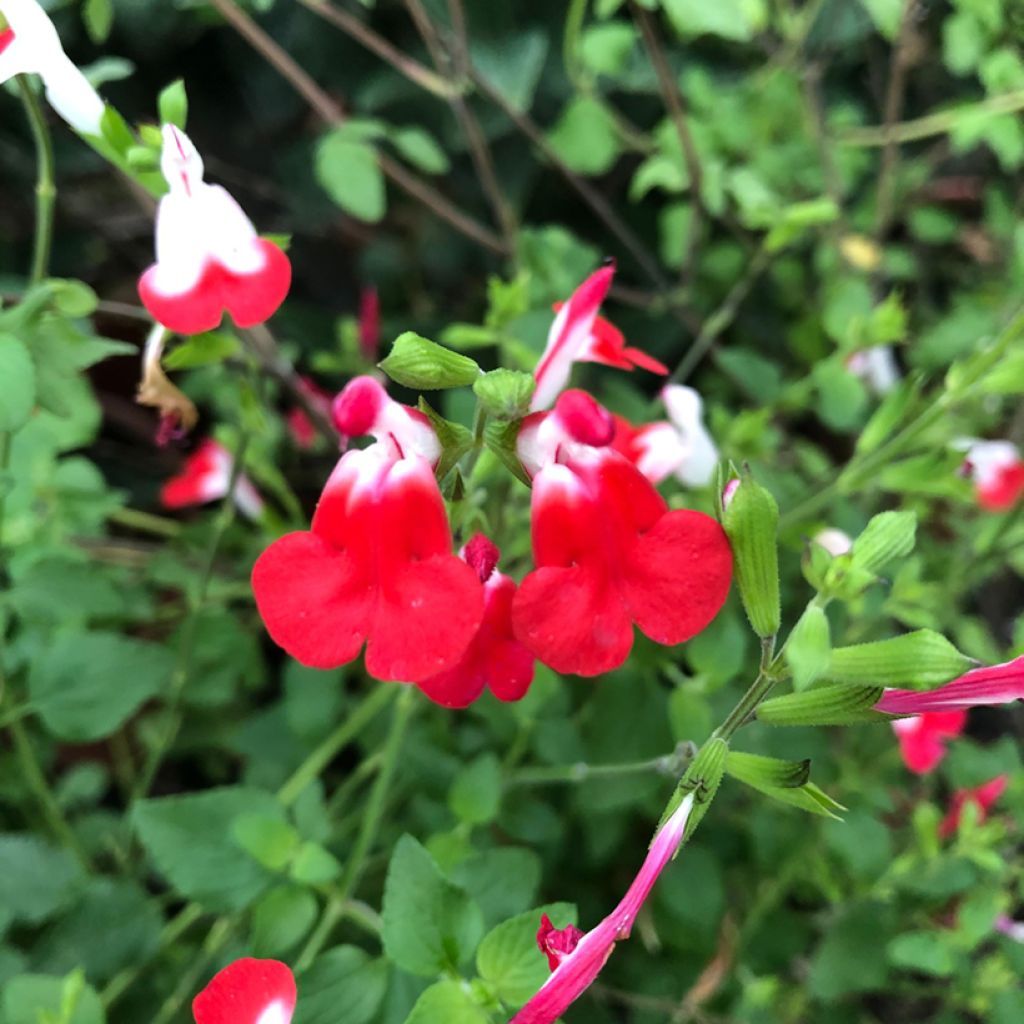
[
  {"left": 379, "top": 331, "right": 481, "bottom": 390},
  {"left": 666, "top": 736, "right": 728, "bottom": 842},
  {"left": 850, "top": 510, "right": 916, "bottom": 574},
  {"left": 827, "top": 630, "right": 974, "bottom": 688},
  {"left": 721, "top": 474, "right": 780, "bottom": 638},
  {"left": 473, "top": 368, "right": 536, "bottom": 421}
]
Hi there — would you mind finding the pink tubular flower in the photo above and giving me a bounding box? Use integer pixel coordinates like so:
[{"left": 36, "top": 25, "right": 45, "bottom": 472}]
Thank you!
[
  {"left": 139, "top": 126, "right": 291, "bottom": 336},
  {"left": 511, "top": 390, "right": 733, "bottom": 677},
  {"left": 161, "top": 439, "right": 264, "bottom": 519},
  {"left": 359, "top": 286, "right": 381, "bottom": 361},
  {"left": 890, "top": 712, "right": 966, "bottom": 774},
  {"left": 874, "top": 654, "right": 1024, "bottom": 716},
  {"left": 511, "top": 792, "right": 696, "bottom": 1024},
  {"left": 0, "top": 0, "right": 105, "bottom": 135},
  {"left": 612, "top": 385, "right": 719, "bottom": 488},
  {"left": 193, "top": 959, "right": 296, "bottom": 1024},
  {"left": 958, "top": 440, "right": 1024, "bottom": 511},
  {"left": 251, "top": 376, "right": 484, "bottom": 682},
  {"left": 531, "top": 264, "right": 666, "bottom": 411},
  {"left": 417, "top": 534, "right": 534, "bottom": 708},
  {"left": 939, "top": 775, "right": 1008, "bottom": 838},
  {"left": 286, "top": 377, "right": 333, "bottom": 449}
]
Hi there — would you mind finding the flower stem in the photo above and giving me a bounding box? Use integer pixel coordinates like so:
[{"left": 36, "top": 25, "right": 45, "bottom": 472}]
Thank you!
[
  {"left": 508, "top": 742, "right": 697, "bottom": 787},
  {"left": 295, "top": 686, "right": 416, "bottom": 971},
  {"left": 16, "top": 76, "right": 56, "bottom": 286}
]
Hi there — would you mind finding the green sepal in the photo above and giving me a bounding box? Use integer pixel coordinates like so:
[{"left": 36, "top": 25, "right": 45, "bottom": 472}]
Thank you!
[
  {"left": 827, "top": 630, "right": 974, "bottom": 689},
  {"left": 473, "top": 369, "right": 536, "bottom": 421},
  {"left": 725, "top": 751, "right": 846, "bottom": 819},
  {"left": 379, "top": 332, "right": 481, "bottom": 390},
  {"left": 660, "top": 737, "right": 728, "bottom": 843},
  {"left": 158, "top": 79, "right": 188, "bottom": 129},
  {"left": 850, "top": 510, "right": 916, "bottom": 574},
  {"left": 786, "top": 604, "right": 831, "bottom": 691},
  {"left": 483, "top": 419, "right": 531, "bottom": 486},
  {"left": 756, "top": 684, "right": 886, "bottom": 726},
  {"left": 417, "top": 399, "right": 474, "bottom": 481},
  {"left": 721, "top": 472, "right": 781, "bottom": 638}
]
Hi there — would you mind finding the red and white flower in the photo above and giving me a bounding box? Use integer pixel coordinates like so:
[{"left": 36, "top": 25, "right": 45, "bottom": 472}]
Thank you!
[
  {"left": 874, "top": 654, "right": 1024, "bottom": 716},
  {"left": 890, "top": 711, "right": 966, "bottom": 775},
  {"left": 957, "top": 439, "right": 1024, "bottom": 511},
  {"left": 531, "top": 264, "right": 666, "bottom": 411},
  {"left": 939, "top": 775, "right": 1007, "bottom": 838},
  {"left": 846, "top": 346, "right": 900, "bottom": 395},
  {"left": 139, "top": 125, "right": 291, "bottom": 336},
  {"left": 286, "top": 377, "right": 333, "bottom": 450},
  {"left": 612, "top": 385, "right": 718, "bottom": 488},
  {"left": 161, "top": 438, "right": 264, "bottom": 519},
  {"left": 511, "top": 792, "right": 695, "bottom": 1024},
  {"left": 511, "top": 389, "right": 733, "bottom": 677},
  {"left": 0, "top": 0, "right": 104, "bottom": 135},
  {"left": 193, "top": 958, "right": 296, "bottom": 1024},
  {"left": 252, "top": 376, "right": 484, "bottom": 682},
  {"left": 417, "top": 534, "right": 534, "bottom": 708}
]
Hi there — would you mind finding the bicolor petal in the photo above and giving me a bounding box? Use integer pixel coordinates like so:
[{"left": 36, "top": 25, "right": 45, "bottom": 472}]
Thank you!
[
  {"left": 958, "top": 439, "right": 1024, "bottom": 511},
  {"left": 890, "top": 711, "right": 966, "bottom": 774},
  {"left": 939, "top": 775, "right": 1008, "bottom": 838},
  {"left": 846, "top": 346, "right": 900, "bottom": 395},
  {"left": 874, "top": 655, "right": 1024, "bottom": 715},
  {"left": 510, "top": 793, "right": 695, "bottom": 1024},
  {"left": 139, "top": 126, "right": 291, "bottom": 335},
  {"left": 193, "top": 958, "right": 296, "bottom": 1024},
  {"left": 0, "top": 0, "right": 105, "bottom": 135},
  {"left": 661, "top": 385, "right": 718, "bottom": 488},
  {"left": 160, "top": 439, "right": 264, "bottom": 519}
]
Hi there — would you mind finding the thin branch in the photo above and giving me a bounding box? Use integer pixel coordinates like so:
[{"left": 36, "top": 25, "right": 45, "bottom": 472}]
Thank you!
[
  {"left": 631, "top": 2, "right": 704, "bottom": 283},
  {"left": 208, "top": 0, "right": 508, "bottom": 256},
  {"left": 801, "top": 62, "right": 847, "bottom": 232}
]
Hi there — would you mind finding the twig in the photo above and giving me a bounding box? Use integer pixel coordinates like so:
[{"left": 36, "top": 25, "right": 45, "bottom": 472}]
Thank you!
[
  {"left": 631, "top": 2, "right": 704, "bottom": 282},
  {"left": 209, "top": 0, "right": 508, "bottom": 256}
]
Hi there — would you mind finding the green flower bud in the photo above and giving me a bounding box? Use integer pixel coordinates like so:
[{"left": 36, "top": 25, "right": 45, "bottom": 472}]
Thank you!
[
  {"left": 850, "top": 510, "right": 916, "bottom": 574},
  {"left": 473, "top": 369, "right": 535, "bottom": 421},
  {"left": 827, "top": 630, "right": 974, "bottom": 689},
  {"left": 379, "top": 332, "right": 481, "bottom": 390}
]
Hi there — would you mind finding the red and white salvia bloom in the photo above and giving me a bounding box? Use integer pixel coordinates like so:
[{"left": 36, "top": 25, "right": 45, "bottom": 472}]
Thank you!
[
  {"left": 511, "top": 792, "right": 696, "bottom": 1024},
  {"left": 286, "top": 377, "right": 333, "bottom": 449},
  {"left": 138, "top": 125, "right": 291, "bottom": 336},
  {"left": 874, "top": 654, "right": 1024, "bottom": 716},
  {"left": 996, "top": 915, "right": 1024, "bottom": 943},
  {"left": 531, "top": 264, "right": 666, "bottom": 411},
  {"left": 512, "top": 389, "right": 733, "bottom": 677},
  {"left": 939, "top": 775, "right": 1008, "bottom": 838},
  {"left": 0, "top": 0, "right": 104, "bottom": 135},
  {"left": 161, "top": 439, "right": 264, "bottom": 519},
  {"left": 417, "top": 534, "right": 534, "bottom": 708},
  {"left": 812, "top": 527, "right": 853, "bottom": 557},
  {"left": 957, "top": 439, "right": 1024, "bottom": 511},
  {"left": 193, "top": 959, "right": 296, "bottom": 1024},
  {"left": 846, "top": 346, "right": 900, "bottom": 395},
  {"left": 252, "top": 376, "right": 484, "bottom": 682},
  {"left": 889, "top": 711, "right": 966, "bottom": 775},
  {"left": 612, "top": 385, "right": 718, "bottom": 488}
]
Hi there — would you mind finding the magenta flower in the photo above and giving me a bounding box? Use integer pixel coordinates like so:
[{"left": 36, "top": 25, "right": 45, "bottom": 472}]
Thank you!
[
  {"left": 510, "top": 792, "right": 695, "bottom": 1024},
  {"left": 939, "top": 775, "right": 1008, "bottom": 838},
  {"left": 890, "top": 711, "right": 966, "bottom": 775},
  {"left": 874, "top": 655, "right": 1024, "bottom": 715}
]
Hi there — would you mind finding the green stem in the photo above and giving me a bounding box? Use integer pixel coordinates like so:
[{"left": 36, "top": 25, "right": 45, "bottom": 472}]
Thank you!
[
  {"left": 508, "top": 742, "right": 697, "bottom": 787},
  {"left": 714, "top": 637, "right": 779, "bottom": 741},
  {"left": 16, "top": 76, "right": 56, "bottom": 286},
  {"left": 296, "top": 687, "right": 416, "bottom": 971},
  {"left": 276, "top": 684, "right": 399, "bottom": 807},
  {"left": 150, "top": 915, "right": 236, "bottom": 1024},
  {"left": 108, "top": 506, "right": 182, "bottom": 539},
  {"left": 133, "top": 433, "right": 251, "bottom": 801}
]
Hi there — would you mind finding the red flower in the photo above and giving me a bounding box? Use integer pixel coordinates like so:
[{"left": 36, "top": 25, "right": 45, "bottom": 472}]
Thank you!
[
  {"left": 875, "top": 654, "right": 1024, "bottom": 715},
  {"left": 417, "top": 534, "right": 534, "bottom": 708},
  {"left": 252, "top": 376, "right": 484, "bottom": 682},
  {"left": 193, "top": 958, "right": 296, "bottom": 1024},
  {"left": 959, "top": 440, "right": 1024, "bottom": 511},
  {"left": 512, "top": 390, "right": 733, "bottom": 677},
  {"left": 532, "top": 264, "right": 666, "bottom": 411},
  {"left": 939, "top": 775, "right": 1008, "bottom": 838},
  {"left": 139, "top": 126, "right": 291, "bottom": 335},
  {"left": 890, "top": 711, "right": 966, "bottom": 774},
  {"left": 161, "top": 439, "right": 264, "bottom": 519},
  {"left": 511, "top": 793, "right": 696, "bottom": 1024},
  {"left": 286, "top": 377, "right": 333, "bottom": 449}
]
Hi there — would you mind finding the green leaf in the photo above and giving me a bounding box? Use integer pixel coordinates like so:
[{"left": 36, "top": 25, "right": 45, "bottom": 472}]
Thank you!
[
  {"left": 0, "top": 836, "right": 85, "bottom": 925},
  {"left": 473, "top": 370, "right": 535, "bottom": 421},
  {"left": 757, "top": 684, "right": 886, "bottom": 726},
  {"left": 163, "top": 332, "right": 241, "bottom": 370},
  {"left": 0, "top": 334, "right": 36, "bottom": 432},
  {"left": 99, "top": 106, "right": 134, "bottom": 156},
  {"left": 483, "top": 418, "right": 530, "bottom": 486},
  {"left": 402, "top": 979, "right": 489, "bottom": 1024},
  {"left": 449, "top": 754, "right": 502, "bottom": 826},
  {"left": 381, "top": 835, "right": 484, "bottom": 977},
  {"left": 855, "top": 373, "right": 922, "bottom": 453},
  {"left": 858, "top": 0, "right": 904, "bottom": 39},
  {"left": 289, "top": 842, "right": 342, "bottom": 885},
  {"left": 786, "top": 604, "right": 831, "bottom": 692},
  {"left": 850, "top": 510, "right": 917, "bottom": 573},
  {"left": 82, "top": 0, "right": 113, "bottom": 44},
  {"left": 251, "top": 886, "right": 318, "bottom": 958},
  {"left": 813, "top": 360, "right": 868, "bottom": 432},
  {"left": 470, "top": 32, "right": 548, "bottom": 112},
  {"left": 133, "top": 787, "right": 285, "bottom": 911},
  {"left": 662, "top": 0, "right": 766, "bottom": 42},
  {"left": 3, "top": 973, "right": 104, "bottom": 1024},
  {"left": 294, "top": 947, "right": 387, "bottom": 1024},
  {"left": 157, "top": 79, "right": 188, "bottom": 129},
  {"left": 887, "top": 931, "right": 955, "bottom": 976},
  {"left": 827, "top": 631, "right": 974, "bottom": 688},
  {"left": 476, "top": 903, "right": 575, "bottom": 1006},
  {"left": 231, "top": 814, "right": 300, "bottom": 871},
  {"left": 389, "top": 126, "right": 450, "bottom": 175},
  {"left": 449, "top": 848, "right": 541, "bottom": 929},
  {"left": 548, "top": 96, "right": 621, "bottom": 175},
  {"left": 48, "top": 280, "right": 99, "bottom": 318},
  {"left": 315, "top": 131, "right": 386, "bottom": 223},
  {"left": 380, "top": 333, "right": 481, "bottom": 390},
  {"left": 29, "top": 632, "right": 174, "bottom": 741},
  {"left": 809, "top": 902, "right": 893, "bottom": 999}
]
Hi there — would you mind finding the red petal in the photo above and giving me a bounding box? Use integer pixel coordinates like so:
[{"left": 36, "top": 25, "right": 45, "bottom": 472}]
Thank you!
[
  {"left": 139, "top": 262, "right": 225, "bottom": 335},
  {"left": 251, "top": 530, "right": 372, "bottom": 669},
  {"left": 621, "top": 345, "right": 669, "bottom": 375},
  {"left": 978, "top": 461, "right": 1024, "bottom": 510},
  {"left": 222, "top": 240, "right": 292, "bottom": 329},
  {"left": 193, "top": 959, "right": 296, "bottom": 1024}
]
